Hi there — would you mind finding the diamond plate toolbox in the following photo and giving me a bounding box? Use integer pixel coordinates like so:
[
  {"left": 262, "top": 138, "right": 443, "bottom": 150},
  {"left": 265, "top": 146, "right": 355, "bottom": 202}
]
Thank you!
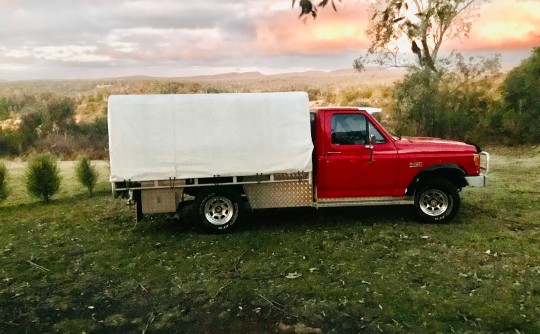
[{"left": 244, "top": 181, "right": 313, "bottom": 209}]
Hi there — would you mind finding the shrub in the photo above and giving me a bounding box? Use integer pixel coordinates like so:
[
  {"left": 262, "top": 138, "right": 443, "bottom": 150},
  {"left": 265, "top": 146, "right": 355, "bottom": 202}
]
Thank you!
[
  {"left": 0, "top": 163, "right": 8, "bottom": 202},
  {"left": 0, "top": 97, "right": 10, "bottom": 121},
  {"left": 393, "top": 53, "right": 500, "bottom": 144},
  {"left": 495, "top": 47, "right": 540, "bottom": 144},
  {"left": 0, "top": 130, "right": 19, "bottom": 157},
  {"left": 25, "top": 154, "right": 61, "bottom": 203},
  {"left": 75, "top": 156, "right": 98, "bottom": 195}
]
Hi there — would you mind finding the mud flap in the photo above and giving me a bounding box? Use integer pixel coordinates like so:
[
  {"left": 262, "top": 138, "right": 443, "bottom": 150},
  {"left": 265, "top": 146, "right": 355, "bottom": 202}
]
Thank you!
[{"left": 134, "top": 190, "right": 143, "bottom": 222}]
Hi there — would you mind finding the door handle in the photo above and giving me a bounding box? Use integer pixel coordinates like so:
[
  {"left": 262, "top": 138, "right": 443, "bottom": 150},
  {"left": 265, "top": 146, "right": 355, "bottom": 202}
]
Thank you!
[{"left": 327, "top": 151, "right": 342, "bottom": 155}]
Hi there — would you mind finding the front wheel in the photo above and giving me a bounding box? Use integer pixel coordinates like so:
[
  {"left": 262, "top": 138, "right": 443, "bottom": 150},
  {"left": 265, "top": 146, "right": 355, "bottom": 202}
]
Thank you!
[
  {"left": 414, "top": 179, "right": 460, "bottom": 223},
  {"left": 194, "top": 189, "right": 242, "bottom": 233}
]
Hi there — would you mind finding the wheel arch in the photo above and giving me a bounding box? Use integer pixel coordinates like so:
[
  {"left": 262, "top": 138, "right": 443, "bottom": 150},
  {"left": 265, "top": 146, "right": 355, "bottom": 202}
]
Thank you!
[
  {"left": 406, "top": 164, "right": 468, "bottom": 196},
  {"left": 183, "top": 184, "right": 245, "bottom": 198}
]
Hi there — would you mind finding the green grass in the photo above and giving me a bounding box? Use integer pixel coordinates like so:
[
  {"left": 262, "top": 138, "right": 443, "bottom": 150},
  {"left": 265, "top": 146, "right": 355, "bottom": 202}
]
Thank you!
[{"left": 1, "top": 150, "right": 540, "bottom": 333}]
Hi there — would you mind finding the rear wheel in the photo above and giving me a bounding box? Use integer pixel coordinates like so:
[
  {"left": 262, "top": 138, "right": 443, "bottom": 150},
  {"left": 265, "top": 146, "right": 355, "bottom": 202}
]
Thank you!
[
  {"left": 414, "top": 179, "right": 460, "bottom": 223},
  {"left": 194, "top": 189, "right": 242, "bottom": 233}
]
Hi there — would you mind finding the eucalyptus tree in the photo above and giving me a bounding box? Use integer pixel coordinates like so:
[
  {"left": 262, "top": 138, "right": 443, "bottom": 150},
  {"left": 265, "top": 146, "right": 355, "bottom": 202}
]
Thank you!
[{"left": 293, "top": 0, "right": 484, "bottom": 72}]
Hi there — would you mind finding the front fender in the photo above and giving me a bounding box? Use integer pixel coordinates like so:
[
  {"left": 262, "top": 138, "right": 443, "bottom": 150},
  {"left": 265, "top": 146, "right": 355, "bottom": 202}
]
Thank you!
[{"left": 407, "top": 164, "right": 467, "bottom": 195}]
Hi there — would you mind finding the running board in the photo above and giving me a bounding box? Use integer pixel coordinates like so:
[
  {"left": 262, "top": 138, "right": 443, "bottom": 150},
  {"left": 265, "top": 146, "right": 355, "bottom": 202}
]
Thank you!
[{"left": 316, "top": 196, "right": 414, "bottom": 208}]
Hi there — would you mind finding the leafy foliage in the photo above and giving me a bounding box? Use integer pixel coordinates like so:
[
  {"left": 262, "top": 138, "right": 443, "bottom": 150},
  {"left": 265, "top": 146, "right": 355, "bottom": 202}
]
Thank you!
[
  {"left": 0, "top": 129, "right": 19, "bottom": 157},
  {"left": 41, "top": 96, "right": 76, "bottom": 135},
  {"left": 294, "top": 0, "right": 482, "bottom": 71},
  {"left": 17, "top": 112, "right": 44, "bottom": 151},
  {"left": 366, "top": 0, "right": 479, "bottom": 71},
  {"left": 0, "top": 163, "right": 7, "bottom": 202},
  {"left": 0, "top": 57, "right": 538, "bottom": 159},
  {"left": 25, "top": 153, "right": 61, "bottom": 203},
  {"left": 0, "top": 94, "right": 109, "bottom": 158},
  {"left": 0, "top": 97, "right": 10, "bottom": 121},
  {"left": 292, "top": 0, "right": 341, "bottom": 18},
  {"left": 491, "top": 47, "right": 540, "bottom": 144},
  {"left": 75, "top": 156, "right": 98, "bottom": 195},
  {"left": 292, "top": 0, "right": 540, "bottom": 144},
  {"left": 293, "top": 0, "right": 339, "bottom": 15},
  {"left": 394, "top": 53, "right": 501, "bottom": 143}
]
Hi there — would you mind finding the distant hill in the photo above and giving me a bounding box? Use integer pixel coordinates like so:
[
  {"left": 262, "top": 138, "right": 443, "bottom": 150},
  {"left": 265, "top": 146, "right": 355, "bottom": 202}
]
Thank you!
[
  {"left": 0, "top": 67, "right": 407, "bottom": 97},
  {"left": 179, "top": 67, "right": 407, "bottom": 86}
]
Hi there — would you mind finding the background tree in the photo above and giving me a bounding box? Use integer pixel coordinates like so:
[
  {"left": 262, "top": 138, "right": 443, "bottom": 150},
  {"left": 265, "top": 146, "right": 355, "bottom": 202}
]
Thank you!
[
  {"left": 293, "top": 0, "right": 503, "bottom": 142},
  {"left": 25, "top": 154, "right": 61, "bottom": 203},
  {"left": 0, "top": 129, "right": 19, "bottom": 157},
  {"left": 75, "top": 156, "right": 98, "bottom": 196},
  {"left": 294, "top": 0, "right": 484, "bottom": 72},
  {"left": 394, "top": 53, "right": 500, "bottom": 142},
  {"left": 17, "top": 112, "right": 43, "bottom": 151},
  {"left": 491, "top": 47, "right": 540, "bottom": 144},
  {"left": 42, "top": 97, "right": 76, "bottom": 135},
  {"left": 365, "top": 0, "right": 479, "bottom": 71},
  {"left": 0, "top": 163, "right": 8, "bottom": 202}
]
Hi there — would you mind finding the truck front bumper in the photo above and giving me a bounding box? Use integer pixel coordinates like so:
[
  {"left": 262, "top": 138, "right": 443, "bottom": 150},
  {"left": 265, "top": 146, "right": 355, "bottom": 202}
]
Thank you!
[
  {"left": 465, "top": 175, "right": 489, "bottom": 187},
  {"left": 466, "top": 151, "right": 490, "bottom": 187}
]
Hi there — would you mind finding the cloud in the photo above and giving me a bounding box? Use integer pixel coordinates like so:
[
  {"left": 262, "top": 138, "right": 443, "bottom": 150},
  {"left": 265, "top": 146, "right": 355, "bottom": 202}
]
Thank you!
[
  {"left": 0, "top": 0, "right": 537, "bottom": 80},
  {"left": 98, "top": 27, "right": 229, "bottom": 62},
  {"left": 446, "top": 0, "right": 540, "bottom": 51},
  {"left": 6, "top": 46, "right": 110, "bottom": 62},
  {"left": 255, "top": 1, "right": 371, "bottom": 54}
]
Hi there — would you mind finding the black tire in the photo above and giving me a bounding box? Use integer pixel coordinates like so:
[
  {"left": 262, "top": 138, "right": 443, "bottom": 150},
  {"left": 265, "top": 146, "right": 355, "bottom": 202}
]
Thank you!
[
  {"left": 194, "top": 188, "right": 242, "bottom": 233},
  {"left": 414, "top": 178, "right": 460, "bottom": 223}
]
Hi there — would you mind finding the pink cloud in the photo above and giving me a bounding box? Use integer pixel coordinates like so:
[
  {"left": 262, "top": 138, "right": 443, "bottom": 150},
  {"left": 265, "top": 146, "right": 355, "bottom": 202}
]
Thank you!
[
  {"left": 448, "top": 0, "right": 540, "bottom": 50},
  {"left": 255, "top": 2, "right": 371, "bottom": 54},
  {"left": 257, "top": 0, "right": 539, "bottom": 56}
]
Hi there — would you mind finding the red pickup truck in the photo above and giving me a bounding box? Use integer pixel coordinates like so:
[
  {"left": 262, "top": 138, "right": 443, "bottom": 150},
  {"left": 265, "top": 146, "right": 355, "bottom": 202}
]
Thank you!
[
  {"left": 311, "top": 107, "right": 488, "bottom": 220},
  {"left": 108, "top": 93, "right": 489, "bottom": 232}
]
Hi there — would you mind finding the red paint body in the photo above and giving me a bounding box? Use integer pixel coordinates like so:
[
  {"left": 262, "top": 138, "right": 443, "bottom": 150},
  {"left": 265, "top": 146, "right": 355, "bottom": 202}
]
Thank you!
[{"left": 312, "top": 108, "right": 480, "bottom": 199}]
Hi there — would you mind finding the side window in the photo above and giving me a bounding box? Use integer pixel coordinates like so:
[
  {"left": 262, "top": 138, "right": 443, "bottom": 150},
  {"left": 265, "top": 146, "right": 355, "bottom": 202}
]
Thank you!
[
  {"left": 368, "top": 121, "right": 386, "bottom": 144},
  {"left": 331, "top": 114, "right": 367, "bottom": 145}
]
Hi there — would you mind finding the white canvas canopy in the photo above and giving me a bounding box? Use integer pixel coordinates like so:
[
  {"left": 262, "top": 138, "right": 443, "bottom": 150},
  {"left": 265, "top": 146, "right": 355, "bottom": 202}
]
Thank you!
[{"left": 108, "top": 92, "right": 314, "bottom": 182}]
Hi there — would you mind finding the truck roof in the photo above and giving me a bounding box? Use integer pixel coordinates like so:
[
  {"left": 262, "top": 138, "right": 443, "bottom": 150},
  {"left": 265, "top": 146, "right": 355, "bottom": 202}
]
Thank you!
[{"left": 312, "top": 107, "right": 382, "bottom": 114}]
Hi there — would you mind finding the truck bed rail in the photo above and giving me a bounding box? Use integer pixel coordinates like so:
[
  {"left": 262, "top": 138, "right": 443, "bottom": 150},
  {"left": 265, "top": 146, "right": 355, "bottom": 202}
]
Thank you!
[{"left": 113, "top": 172, "right": 312, "bottom": 193}]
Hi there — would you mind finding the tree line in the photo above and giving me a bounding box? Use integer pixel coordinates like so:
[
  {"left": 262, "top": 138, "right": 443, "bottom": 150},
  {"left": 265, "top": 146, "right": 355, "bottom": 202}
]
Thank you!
[
  {"left": 0, "top": 95, "right": 108, "bottom": 159},
  {"left": 393, "top": 47, "right": 540, "bottom": 145},
  {"left": 294, "top": 0, "right": 539, "bottom": 146},
  {"left": 0, "top": 47, "right": 539, "bottom": 161}
]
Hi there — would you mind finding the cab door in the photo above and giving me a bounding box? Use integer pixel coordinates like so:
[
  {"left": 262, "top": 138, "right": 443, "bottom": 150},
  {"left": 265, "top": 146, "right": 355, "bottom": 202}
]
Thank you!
[{"left": 318, "top": 111, "right": 400, "bottom": 198}]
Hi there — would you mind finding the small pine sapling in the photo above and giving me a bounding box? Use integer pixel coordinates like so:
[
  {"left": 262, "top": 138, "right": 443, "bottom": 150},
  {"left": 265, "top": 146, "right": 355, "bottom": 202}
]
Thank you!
[
  {"left": 25, "top": 154, "right": 61, "bottom": 203},
  {"left": 75, "top": 156, "right": 98, "bottom": 196}
]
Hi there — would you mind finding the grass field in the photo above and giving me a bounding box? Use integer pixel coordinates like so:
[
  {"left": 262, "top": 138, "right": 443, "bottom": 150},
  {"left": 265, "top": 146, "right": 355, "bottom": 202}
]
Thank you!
[{"left": 1, "top": 150, "right": 540, "bottom": 333}]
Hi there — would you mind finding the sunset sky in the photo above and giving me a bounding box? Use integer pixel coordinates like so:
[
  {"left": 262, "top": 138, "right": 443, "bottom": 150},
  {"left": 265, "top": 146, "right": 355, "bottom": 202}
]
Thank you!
[{"left": 0, "top": 0, "right": 538, "bottom": 80}]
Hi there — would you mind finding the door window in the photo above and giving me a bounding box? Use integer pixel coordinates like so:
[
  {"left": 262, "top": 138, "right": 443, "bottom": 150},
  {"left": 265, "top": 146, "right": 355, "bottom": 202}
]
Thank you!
[
  {"left": 331, "top": 114, "right": 367, "bottom": 145},
  {"left": 368, "top": 121, "right": 386, "bottom": 144}
]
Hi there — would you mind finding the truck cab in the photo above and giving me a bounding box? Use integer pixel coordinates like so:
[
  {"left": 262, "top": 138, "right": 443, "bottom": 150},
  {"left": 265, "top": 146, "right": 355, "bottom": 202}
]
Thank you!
[{"left": 312, "top": 107, "right": 488, "bottom": 222}]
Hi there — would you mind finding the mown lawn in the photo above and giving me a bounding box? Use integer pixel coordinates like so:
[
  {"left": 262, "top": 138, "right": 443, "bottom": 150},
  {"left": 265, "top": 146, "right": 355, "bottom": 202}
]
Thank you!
[{"left": 1, "top": 150, "right": 539, "bottom": 333}]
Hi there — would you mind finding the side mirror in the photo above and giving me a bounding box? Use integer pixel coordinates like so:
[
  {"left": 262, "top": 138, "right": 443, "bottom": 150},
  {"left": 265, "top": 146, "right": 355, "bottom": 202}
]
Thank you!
[{"left": 367, "top": 134, "right": 376, "bottom": 163}]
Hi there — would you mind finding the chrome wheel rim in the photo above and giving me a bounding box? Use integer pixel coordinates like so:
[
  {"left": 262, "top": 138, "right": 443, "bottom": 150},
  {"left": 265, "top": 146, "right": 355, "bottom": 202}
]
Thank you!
[
  {"left": 204, "top": 196, "right": 234, "bottom": 226},
  {"left": 419, "top": 189, "right": 449, "bottom": 217}
]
